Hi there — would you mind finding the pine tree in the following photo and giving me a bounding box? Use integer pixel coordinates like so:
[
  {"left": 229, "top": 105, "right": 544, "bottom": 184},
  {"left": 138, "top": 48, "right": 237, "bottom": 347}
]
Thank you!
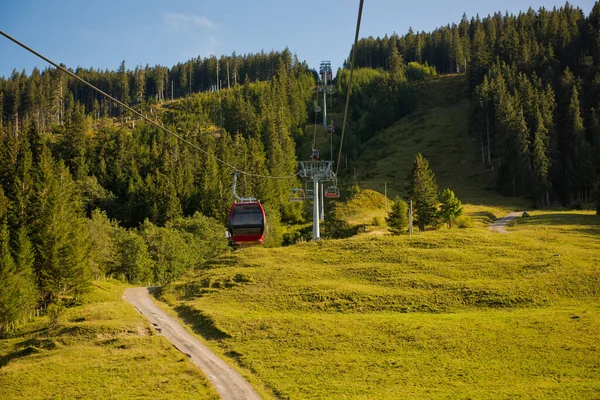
[
  {"left": 62, "top": 103, "right": 89, "bottom": 180},
  {"left": 0, "top": 187, "right": 19, "bottom": 333},
  {"left": 567, "top": 87, "right": 593, "bottom": 201},
  {"left": 438, "top": 188, "right": 463, "bottom": 228},
  {"left": 88, "top": 209, "right": 117, "bottom": 280},
  {"left": 12, "top": 226, "right": 37, "bottom": 323},
  {"left": 406, "top": 153, "right": 439, "bottom": 231},
  {"left": 385, "top": 197, "right": 408, "bottom": 234},
  {"left": 388, "top": 41, "right": 405, "bottom": 82},
  {"left": 532, "top": 110, "right": 551, "bottom": 206},
  {"left": 33, "top": 150, "right": 90, "bottom": 302}
]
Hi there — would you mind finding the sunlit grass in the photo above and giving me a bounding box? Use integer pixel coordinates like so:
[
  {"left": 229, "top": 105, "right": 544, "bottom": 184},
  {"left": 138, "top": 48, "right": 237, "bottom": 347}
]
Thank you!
[
  {"left": 0, "top": 280, "right": 219, "bottom": 400},
  {"left": 160, "top": 209, "right": 600, "bottom": 399}
]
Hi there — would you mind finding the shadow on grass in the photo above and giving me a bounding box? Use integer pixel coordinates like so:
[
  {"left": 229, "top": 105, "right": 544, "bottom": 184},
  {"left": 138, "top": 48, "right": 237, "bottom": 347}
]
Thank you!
[
  {"left": 468, "top": 211, "right": 498, "bottom": 223},
  {"left": 173, "top": 304, "right": 231, "bottom": 341},
  {"left": 520, "top": 213, "right": 600, "bottom": 230},
  {"left": 0, "top": 346, "right": 39, "bottom": 368},
  {"left": 0, "top": 338, "right": 57, "bottom": 368}
]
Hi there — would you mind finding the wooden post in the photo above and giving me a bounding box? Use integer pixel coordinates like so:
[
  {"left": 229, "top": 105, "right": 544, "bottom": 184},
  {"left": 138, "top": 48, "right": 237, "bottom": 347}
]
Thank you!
[
  {"left": 385, "top": 182, "right": 388, "bottom": 213},
  {"left": 408, "top": 200, "right": 412, "bottom": 236}
]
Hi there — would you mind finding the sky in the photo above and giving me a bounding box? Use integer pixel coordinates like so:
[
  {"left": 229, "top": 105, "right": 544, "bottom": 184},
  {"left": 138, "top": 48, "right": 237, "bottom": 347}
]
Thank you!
[{"left": 0, "top": 0, "right": 596, "bottom": 78}]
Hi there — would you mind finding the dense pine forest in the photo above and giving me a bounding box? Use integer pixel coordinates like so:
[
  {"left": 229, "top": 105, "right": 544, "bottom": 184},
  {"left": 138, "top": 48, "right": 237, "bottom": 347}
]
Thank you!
[
  {"left": 1, "top": 2, "right": 600, "bottom": 333},
  {"left": 346, "top": 2, "right": 600, "bottom": 206}
]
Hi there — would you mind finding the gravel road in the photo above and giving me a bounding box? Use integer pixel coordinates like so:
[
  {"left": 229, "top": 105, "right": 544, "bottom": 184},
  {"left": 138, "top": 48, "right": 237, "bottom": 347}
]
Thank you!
[
  {"left": 489, "top": 211, "right": 522, "bottom": 233},
  {"left": 123, "top": 287, "right": 262, "bottom": 400}
]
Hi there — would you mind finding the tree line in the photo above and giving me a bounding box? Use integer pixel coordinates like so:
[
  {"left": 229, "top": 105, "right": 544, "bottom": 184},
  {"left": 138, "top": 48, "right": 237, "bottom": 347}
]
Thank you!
[
  {"left": 345, "top": 2, "right": 600, "bottom": 206},
  {"left": 0, "top": 48, "right": 308, "bottom": 132}
]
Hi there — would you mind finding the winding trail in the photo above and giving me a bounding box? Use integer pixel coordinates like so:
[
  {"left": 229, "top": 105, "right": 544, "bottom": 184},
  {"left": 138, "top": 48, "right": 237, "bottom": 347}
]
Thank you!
[
  {"left": 489, "top": 211, "right": 522, "bottom": 234},
  {"left": 123, "top": 287, "right": 261, "bottom": 400}
]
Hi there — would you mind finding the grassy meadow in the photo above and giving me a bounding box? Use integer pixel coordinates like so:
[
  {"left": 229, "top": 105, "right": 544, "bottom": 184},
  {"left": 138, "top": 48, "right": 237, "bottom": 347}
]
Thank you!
[
  {"left": 160, "top": 209, "right": 600, "bottom": 399},
  {"left": 0, "top": 280, "right": 219, "bottom": 399},
  {"left": 355, "top": 75, "right": 501, "bottom": 205}
]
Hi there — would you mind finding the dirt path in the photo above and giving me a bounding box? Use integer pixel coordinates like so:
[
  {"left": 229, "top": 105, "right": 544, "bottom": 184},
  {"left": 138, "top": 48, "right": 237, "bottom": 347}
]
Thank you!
[
  {"left": 123, "top": 287, "right": 261, "bottom": 400},
  {"left": 489, "top": 211, "right": 522, "bottom": 234}
]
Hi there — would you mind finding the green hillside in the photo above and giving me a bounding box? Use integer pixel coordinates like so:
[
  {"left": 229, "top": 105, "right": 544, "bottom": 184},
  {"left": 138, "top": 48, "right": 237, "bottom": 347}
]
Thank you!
[
  {"left": 159, "top": 210, "right": 600, "bottom": 399},
  {"left": 355, "top": 75, "right": 495, "bottom": 203}
]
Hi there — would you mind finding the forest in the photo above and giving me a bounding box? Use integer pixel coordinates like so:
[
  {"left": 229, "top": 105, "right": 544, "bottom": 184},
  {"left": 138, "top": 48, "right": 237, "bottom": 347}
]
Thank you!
[
  {"left": 346, "top": 2, "right": 600, "bottom": 205},
  {"left": 1, "top": 2, "right": 600, "bottom": 333}
]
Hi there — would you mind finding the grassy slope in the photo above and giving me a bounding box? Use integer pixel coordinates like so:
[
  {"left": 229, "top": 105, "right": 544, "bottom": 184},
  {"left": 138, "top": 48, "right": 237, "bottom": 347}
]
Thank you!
[
  {"left": 160, "top": 210, "right": 600, "bottom": 399},
  {"left": 356, "top": 75, "right": 503, "bottom": 204},
  {"left": 0, "top": 280, "right": 219, "bottom": 400},
  {"left": 155, "top": 74, "right": 599, "bottom": 398}
]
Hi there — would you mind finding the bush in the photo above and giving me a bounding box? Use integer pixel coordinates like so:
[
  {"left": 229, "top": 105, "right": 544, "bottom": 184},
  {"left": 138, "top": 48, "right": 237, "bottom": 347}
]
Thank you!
[
  {"left": 263, "top": 204, "right": 283, "bottom": 247},
  {"left": 456, "top": 216, "right": 474, "bottom": 229},
  {"left": 372, "top": 216, "right": 385, "bottom": 226},
  {"left": 283, "top": 224, "right": 312, "bottom": 245},
  {"left": 47, "top": 302, "right": 64, "bottom": 331},
  {"left": 406, "top": 62, "right": 437, "bottom": 81},
  {"left": 112, "top": 229, "right": 153, "bottom": 284}
]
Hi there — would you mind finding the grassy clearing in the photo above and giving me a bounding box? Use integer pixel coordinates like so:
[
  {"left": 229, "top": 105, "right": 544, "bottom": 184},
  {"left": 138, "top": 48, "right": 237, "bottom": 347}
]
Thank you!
[
  {"left": 0, "top": 280, "right": 218, "bottom": 400},
  {"left": 160, "top": 210, "right": 600, "bottom": 399},
  {"left": 353, "top": 74, "right": 526, "bottom": 208}
]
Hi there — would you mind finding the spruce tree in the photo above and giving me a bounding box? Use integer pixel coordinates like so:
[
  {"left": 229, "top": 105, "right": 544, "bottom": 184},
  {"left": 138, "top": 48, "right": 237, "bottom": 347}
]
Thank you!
[
  {"left": 385, "top": 197, "right": 408, "bottom": 234},
  {"left": 33, "top": 150, "right": 90, "bottom": 302},
  {"left": 438, "top": 188, "right": 463, "bottom": 228},
  {"left": 532, "top": 110, "right": 551, "bottom": 206},
  {"left": 406, "top": 153, "right": 439, "bottom": 231},
  {"left": 12, "top": 226, "right": 37, "bottom": 322},
  {"left": 88, "top": 209, "right": 118, "bottom": 280},
  {"left": 0, "top": 187, "right": 19, "bottom": 333}
]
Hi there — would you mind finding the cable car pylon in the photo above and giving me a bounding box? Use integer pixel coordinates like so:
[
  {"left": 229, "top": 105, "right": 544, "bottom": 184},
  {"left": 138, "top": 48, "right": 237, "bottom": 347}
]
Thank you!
[{"left": 293, "top": 153, "right": 338, "bottom": 241}]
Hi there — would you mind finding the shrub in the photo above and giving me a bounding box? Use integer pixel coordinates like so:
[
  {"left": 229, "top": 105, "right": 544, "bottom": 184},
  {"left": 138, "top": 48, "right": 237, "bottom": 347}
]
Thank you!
[
  {"left": 372, "top": 216, "right": 385, "bottom": 226},
  {"left": 456, "top": 216, "right": 474, "bottom": 229}
]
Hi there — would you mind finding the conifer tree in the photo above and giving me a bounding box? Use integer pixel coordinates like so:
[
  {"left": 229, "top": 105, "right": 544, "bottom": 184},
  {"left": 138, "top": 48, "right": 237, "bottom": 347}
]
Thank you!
[
  {"left": 406, "top": 153, "right": 439, "bottom": 231},
  {"left": 567, "top": 86, "right": 593, "bottom": 201},
  {"left": 12, "top": 226, "right": 37, "bottom": 322},
  {"left": 438, "top": 188, "right": 463, "bottom": 228},
  {"left": 385, "top": 197, "right": 408, "bottom": 234},
  {"left": 388, "top": 42, "right": 405, "bottom": 82},
  {"left": 88, "top": 209, "right": 118, "bottom": 280},
  {"left": 33, "top": 150, "right": 90, "bottom": 302},
  {"left": 0, "top": 187, "right": 19, "bottom": 333},
  {"left": 533, "top": 110, "right": 551, "bottom": 206}
]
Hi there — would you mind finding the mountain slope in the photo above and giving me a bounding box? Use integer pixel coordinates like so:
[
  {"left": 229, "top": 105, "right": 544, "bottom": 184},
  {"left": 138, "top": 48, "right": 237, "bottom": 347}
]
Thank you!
[{"left": 354, "top": 74, "right": 500, "bottom": 204}]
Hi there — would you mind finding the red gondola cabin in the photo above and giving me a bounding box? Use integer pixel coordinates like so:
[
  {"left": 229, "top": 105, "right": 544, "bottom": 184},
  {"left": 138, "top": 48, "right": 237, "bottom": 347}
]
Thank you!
[{"left": 227, "top": 202, "right": 266, "bottom": 245}]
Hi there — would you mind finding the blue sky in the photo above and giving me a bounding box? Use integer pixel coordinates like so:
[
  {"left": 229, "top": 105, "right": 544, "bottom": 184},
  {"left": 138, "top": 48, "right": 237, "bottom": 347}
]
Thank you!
[{"left": 0, "top": 0, "right": 596, "bottom": 78}]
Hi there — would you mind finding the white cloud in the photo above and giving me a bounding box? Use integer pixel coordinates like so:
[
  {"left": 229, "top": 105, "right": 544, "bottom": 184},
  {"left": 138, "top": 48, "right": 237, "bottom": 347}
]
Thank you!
[
  {"left": 165, "top": 12, "right": 216, "bottom": 30},
  {"left": 185, "top": 35, "right": 220, "bottom": 59}
]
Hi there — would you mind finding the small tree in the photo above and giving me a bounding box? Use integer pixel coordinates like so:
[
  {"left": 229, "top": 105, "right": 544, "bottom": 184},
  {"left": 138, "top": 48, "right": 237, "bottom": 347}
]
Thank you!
[
  {"left": 386, "top": 197, "right": 408, "bottom": 234},
  {"left": 406, "top": 153, "right": 439, "bottom": 231},
  {"left": 439, "top": 188, "right": 463, "bottom": 228}
]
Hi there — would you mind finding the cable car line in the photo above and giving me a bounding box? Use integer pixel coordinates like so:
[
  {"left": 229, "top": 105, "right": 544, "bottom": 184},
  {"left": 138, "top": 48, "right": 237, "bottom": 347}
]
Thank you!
[
  {"left": 0, "top": 29, "right": 296, "bottom": 181},
  {"left": 336, "top": 0, "right": 364, "bottom": 176}
]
